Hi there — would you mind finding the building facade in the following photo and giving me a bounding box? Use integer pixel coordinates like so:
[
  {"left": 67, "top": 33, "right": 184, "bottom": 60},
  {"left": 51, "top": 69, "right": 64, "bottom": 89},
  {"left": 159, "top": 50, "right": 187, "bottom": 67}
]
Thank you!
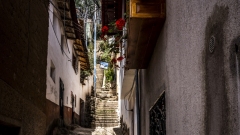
[{"left": 119, "top": 0, "right": 240, "bottom": 135}]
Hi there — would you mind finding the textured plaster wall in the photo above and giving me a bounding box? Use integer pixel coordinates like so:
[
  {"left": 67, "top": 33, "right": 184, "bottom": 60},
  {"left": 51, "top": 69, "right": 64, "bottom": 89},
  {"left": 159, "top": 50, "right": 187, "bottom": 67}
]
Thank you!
[
  {"left": 0, "top": 0, "right": 48, "bottom": 134},
  {"left": 138, "top": 0, "right": 240, "bottom": 135},
  {"left": 82, "top": 75, "right": 93, "bottom": 100}
]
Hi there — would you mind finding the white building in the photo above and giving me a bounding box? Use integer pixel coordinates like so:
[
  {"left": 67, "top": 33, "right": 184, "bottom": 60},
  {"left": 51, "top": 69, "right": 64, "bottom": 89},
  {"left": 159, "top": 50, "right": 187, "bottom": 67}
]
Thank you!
[{"left": 46, "top": 0, "right": 92, "bottom": 133}]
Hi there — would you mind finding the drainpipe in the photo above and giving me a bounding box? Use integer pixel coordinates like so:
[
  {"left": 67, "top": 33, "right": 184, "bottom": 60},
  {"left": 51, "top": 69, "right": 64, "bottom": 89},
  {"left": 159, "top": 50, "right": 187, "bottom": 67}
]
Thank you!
[
  {"left": 93, "top": 4, "right": 97, "bottom": 97},
  {"left": 136, "top": 69, "right": 141, "bottom": 135}
]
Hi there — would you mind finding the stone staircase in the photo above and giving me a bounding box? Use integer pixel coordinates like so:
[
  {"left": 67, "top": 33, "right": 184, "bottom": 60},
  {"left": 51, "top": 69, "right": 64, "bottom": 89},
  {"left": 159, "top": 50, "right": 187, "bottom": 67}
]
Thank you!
[
  {"left": 93, "top": 64, "right": 119, "bottom": 128},
  {"left": 95, "top": 99, "right": 119, "bottom": 127}
]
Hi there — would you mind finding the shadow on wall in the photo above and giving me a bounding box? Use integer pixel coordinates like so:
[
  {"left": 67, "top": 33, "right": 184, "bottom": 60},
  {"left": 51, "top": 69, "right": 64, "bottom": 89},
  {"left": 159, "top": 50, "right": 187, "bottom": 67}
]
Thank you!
[{"left": 204, "top": 4, "right": 229, "bottom": 135}]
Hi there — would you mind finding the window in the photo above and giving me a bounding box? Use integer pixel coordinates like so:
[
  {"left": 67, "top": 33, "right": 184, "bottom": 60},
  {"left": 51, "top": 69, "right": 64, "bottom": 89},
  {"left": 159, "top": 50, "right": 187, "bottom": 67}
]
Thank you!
[
  {"left": 52, "top": 10, "right": 60, "bottom": 40},
  {"left": 50, "top": 61, "right": 56, "bottom": 82},
  {"left": 72, "top": 53, "right": 78, "bottom": 73},
  {"left": 149, "top": 92, "right": 166, "bottom": 135},
  {"left": 53, "top": 11, "right": 58, "bottom": 32},
  {"left": 61, "top": 35, "right": 65, "bottom": 53},
  {"left": 75, "top": 95, "right": 76, "bottom": 107}
]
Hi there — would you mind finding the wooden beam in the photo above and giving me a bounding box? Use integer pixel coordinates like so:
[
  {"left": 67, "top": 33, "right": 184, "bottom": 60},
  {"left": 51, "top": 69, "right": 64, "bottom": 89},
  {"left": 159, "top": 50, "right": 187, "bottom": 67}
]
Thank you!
[
  {"left": 67, "top": 36, "right": 76, "bottom": 40},
  {"left": 65, "top": 31, "right": 75, "bottom": 34},
  {"left": 59, "top": 7, "right": 70, "bottom": 12}
]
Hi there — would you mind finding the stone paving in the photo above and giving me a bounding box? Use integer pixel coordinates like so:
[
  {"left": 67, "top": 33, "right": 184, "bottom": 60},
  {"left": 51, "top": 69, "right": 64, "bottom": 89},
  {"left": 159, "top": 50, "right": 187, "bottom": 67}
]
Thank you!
[
  {"left": 72, "top": 126, "right": 122, "bottom": 135},
  {"left": 54, "top": 124, "right": 121, "bottom": 135}
]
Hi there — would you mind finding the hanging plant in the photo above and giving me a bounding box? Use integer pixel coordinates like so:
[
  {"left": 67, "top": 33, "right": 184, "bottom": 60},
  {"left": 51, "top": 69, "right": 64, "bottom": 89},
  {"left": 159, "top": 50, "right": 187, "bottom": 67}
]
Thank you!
[
  {"left": 115, "top": 18, "right": 125, "bottom": 30},
  {"left": 111, "top": 58, "right": 117, "bottom": 64},
  {"left": 101, "top": 25, "right": 109, "bottom": 34}
]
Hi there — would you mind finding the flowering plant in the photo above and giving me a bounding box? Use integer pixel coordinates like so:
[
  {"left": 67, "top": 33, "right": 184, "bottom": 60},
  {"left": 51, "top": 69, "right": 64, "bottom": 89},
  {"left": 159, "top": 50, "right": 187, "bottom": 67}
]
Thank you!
[
  {"left": 98, "top": 18, "right": 126, "bottom": 72},
  {"left": 102, "top": 26, "right": 109, "bottom": 34},
  {"left": 115, "top": 18, "right": 125, "bottom": 30},
  {"left": 116, "top": 56, "right": 124, "bottom": 61}
]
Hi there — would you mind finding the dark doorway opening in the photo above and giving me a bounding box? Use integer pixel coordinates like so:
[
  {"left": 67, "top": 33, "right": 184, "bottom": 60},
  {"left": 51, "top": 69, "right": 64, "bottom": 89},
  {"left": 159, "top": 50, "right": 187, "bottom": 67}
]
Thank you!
[
  {"left": 71, "top": 92, "right": 74, "bottom": 124},
  {"left": 59, "top": 79, "right": 64, "bottom": 121},
  {"left": 80, "top": 98, "right": 85, "bottom": 126},
  {"left": 0, "top": 122, "right": 20, "bottom": 135}
]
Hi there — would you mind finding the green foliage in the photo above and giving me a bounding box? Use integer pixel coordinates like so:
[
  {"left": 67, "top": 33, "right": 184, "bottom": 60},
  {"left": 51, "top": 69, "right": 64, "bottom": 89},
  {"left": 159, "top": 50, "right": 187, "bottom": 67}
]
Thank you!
[
  {"left": 105, "top": 68, "right": 115, "bottom": 82},
  {"left": 84, "top": 94, "right": 95, "bottom": 128},
  {"left": 75, "top": 0, "right": 99, "bottom": 19},
  {"left": 80, "top": 69, "right": 92, "bottom": 85}
]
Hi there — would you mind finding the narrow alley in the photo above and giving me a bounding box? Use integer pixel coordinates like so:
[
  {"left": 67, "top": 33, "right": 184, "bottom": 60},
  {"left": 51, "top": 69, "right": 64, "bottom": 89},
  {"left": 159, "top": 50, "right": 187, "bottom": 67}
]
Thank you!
[{"left": 1, "top": 0, "right": 240, "bottom": 135}]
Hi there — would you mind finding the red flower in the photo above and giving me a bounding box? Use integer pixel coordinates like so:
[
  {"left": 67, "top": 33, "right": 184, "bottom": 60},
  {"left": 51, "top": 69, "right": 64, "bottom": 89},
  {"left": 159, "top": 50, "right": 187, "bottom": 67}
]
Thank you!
[
  {"left": 111, "top": 58, "right": 117, "bottom": 63},
  {"left": 117, "top": 56, "right": 124, "bottom": 61},
  {"left": 115, "top": 18, "right": 125, "bottom": 30},
  {"left": 102, "top": 26, "right": 109, "bottom": 34}
]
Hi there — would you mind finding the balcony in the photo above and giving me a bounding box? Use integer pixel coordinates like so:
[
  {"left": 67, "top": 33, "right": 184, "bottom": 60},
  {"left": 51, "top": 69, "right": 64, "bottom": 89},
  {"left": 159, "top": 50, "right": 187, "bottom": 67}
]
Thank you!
[
  {"left": 125, "top": 0, "right": 166, "bottom": 69},
  {"left": 57, "top": 0, "right": 90, "bottom": 70}
]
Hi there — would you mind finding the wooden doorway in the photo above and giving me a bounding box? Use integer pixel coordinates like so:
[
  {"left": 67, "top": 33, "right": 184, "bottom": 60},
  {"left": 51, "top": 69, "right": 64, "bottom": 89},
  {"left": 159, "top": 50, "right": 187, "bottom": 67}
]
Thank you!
[
  {"left": 59, "top": 79, "right": 64, "bottom": 121},
  {"left": 80, "top": 98, "right": 85, "bottom": 126}
]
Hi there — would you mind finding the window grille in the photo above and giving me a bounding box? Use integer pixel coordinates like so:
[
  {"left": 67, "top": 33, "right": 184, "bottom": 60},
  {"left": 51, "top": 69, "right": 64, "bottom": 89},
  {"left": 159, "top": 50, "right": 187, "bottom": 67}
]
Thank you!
[{"left": 149, "top": 92, "right": 166, "bottom": 135}]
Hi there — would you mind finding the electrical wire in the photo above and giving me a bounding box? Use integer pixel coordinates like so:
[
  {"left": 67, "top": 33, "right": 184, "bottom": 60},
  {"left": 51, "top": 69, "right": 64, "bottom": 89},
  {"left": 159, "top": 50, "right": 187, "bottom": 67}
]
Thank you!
[
  {"left": 42, "top": 1, "right": 72, "bottom": 60},
  {"left": 48, "top": 0, "right": 93, "bottom": 53},
  {"left": 43, "top": 0, "right": 88, "bottom": 60},
  {"left": 49, "top": 0, "right": 71, "bottom": 53},
  {"left": 48, "top": 0, "right": 82, "bottom": 52},
  {"left": 49, "top": 16, "right": 72, "bottom": 60},
  {"left": 50, "top": 0, "right": 85, "bottom": 30},
  {"left": 48, "top": 8, "right": 84, "bottom": 35}
]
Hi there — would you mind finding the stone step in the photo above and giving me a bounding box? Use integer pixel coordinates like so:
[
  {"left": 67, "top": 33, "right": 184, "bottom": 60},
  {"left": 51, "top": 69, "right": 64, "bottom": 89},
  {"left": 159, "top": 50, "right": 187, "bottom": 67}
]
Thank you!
[
  {"left": 96, "top": 116, "right": 118, "bottom": 118},
  {"left": 96, "top": 114, "right": 118, "bottom": 116},
  {"left": 96, "top": 110, "right": 117, "bottom": 114},
  {"left": 95, "top": 120, "right": 119, "bottom": 123},
  {"left": 96, "top": 106, "right": 118, "bottom": 108},
  {"left": 96, "top": 104, "right": 118, "bottom": 107},
  {"left": 95, "top": 113, "right": 118, "bottom": 115},
  {"left": 96, "top": 106, "right": 118, "bottom": 109},
  {"left": 95, "top": 118, "right": 119, "bottom": 121},
  {"left": 96, "top": 108, "right": 118, "bottom": 110},
  {"left": 97, "top": 102, "right": 118, "bottom": 105},
  {"left": 95, "top": 119, "right": 119, "bottom": 123},
  {"left": 96, "top": 110, "right": 118, "bottom": 112},
  {"left": 96, "top": 116, "right": 119, "bottom": 119},
  {"left": 94, "top": 123, "right": 119, "bottom": 127}
]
